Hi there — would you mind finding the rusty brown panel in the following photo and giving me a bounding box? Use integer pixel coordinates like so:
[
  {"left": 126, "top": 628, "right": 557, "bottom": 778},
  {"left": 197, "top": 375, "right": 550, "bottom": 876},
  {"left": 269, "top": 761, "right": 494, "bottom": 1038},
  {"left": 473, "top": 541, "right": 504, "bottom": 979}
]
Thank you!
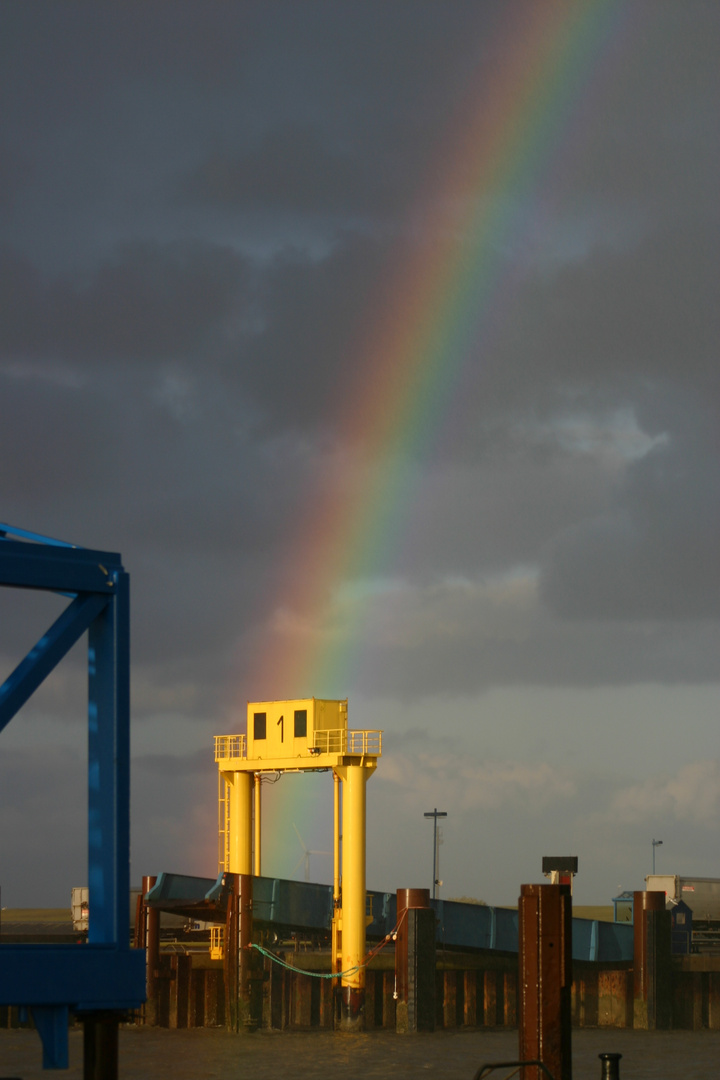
[
  {"left": 464, "top": 969, "right": 477, "bottom": 1027},
  {"left": 319, "top": 977, "right": 334, "bottom": 1029},
  {"left": 577, "top": 972, "right": 599, "bottom": 1028},
  {"left": 169, "top": 954, "right": 190, "bottom": 1029},
  {"left": 707, "top": 972, "right": 720, "bottom": 1030},
  {"left": 292, "top": 972, "right": 313, "bottom": 1028},
  {"left": 364, "top": 970, "right": 376, "bottom": 1030},
  {"left": 188, "top": 968, "right": 204, "bottom": 1027},
  {"left": 633, "top": 891, "right": 665, "bottom": 1002},
  {"left": 382, "top": 970, "right": 396, "bottom": 1029},
  {"left": 519, "top": 887, "right": 540, "bottom": 1070},
  {"left": 598, "top": 970, "right": 630, "bottom": 1028},
  {"left": 504, "top": 970, "right": 517, "bottom": 1027},
  {"left": 443, "top": 970, "right": 457, "bottom": 1029},
  {"left": 519, "top": 883, "right": 572, "bottom": 1080},
  {"left": 132, "top": 890, "right": 144, "bottom": 950},
  {"left": 483, "top": 969, "right": 497, "bottom": 1027}
]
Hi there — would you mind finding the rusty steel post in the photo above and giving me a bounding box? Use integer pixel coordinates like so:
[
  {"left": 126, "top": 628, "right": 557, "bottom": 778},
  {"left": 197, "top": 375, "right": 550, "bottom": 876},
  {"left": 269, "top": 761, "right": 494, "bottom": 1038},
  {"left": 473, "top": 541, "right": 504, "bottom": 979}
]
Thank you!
[
  {"left": 224, "top": 872, "right": 256, "bottom": 1032},
  {"left": 518, "top": 883, "right": 572, "bottom": 1080},
  {"left": 239, "top": 871, "right": 259, "bottom": 1031},
  {"left": 633, "top": 890, "right": 670, "bottom": 1030},
  {"left": 395, "top": 888, "right": 434, "bottom": 1033},
  {"left": 224, "top": 873, "right": 239, "bottom": 1031},
  {"left": 598, "top": 1052, "right": 622, "bottom": 1079},
  {"left": 395, "top": 889, "right": 430, "bottom": 1005},
  {"left": 142, "top": 875, "right": 159, "bottom": 1026},
  {"left": 132, "top": 893, "right": 144, "bottom": 950}
]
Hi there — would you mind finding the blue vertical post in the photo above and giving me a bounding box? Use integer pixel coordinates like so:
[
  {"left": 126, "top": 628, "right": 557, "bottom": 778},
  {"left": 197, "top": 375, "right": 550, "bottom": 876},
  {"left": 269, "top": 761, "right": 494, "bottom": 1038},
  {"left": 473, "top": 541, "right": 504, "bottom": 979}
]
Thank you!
[{"left": 88, "top": 568, "right": 130, "bottom": 947}]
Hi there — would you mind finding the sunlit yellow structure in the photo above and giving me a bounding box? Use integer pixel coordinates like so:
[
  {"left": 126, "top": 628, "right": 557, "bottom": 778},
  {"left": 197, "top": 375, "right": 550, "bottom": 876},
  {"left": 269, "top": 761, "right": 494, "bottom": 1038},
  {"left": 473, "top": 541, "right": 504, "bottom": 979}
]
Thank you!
[{"left": 214, "top": 698, "right": 382, "bottom": 1030}]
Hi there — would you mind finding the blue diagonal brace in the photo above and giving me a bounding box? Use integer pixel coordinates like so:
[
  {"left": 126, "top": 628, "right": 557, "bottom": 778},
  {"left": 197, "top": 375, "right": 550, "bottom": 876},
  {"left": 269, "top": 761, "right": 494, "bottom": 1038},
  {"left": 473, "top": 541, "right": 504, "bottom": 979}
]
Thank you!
[
  {"left": 0, "top": 592, "right": 109, "bottom": 733},
  {"left": 29, "top": 1005, "right": 70, "bottom": 1069}
]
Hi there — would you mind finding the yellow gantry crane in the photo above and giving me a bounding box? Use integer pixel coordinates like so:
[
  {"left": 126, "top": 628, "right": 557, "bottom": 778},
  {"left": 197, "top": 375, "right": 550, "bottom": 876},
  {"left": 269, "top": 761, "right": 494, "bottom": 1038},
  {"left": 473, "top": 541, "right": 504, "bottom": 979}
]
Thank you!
[{"left": 214, "top": 698, "right": 382, "bottom": 1029}]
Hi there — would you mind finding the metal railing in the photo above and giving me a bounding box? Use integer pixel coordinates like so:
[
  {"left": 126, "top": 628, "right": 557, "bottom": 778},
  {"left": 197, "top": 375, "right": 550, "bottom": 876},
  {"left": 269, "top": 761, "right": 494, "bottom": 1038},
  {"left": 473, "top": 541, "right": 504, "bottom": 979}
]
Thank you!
[
  {"left": 214, "top": 734, "right": 246, "bottom": 760},
  {"left": 214, "top": 729, "right": 382, "bottom": 760},
  {"left": 312, "top": 729, "right": 382, "bottom": 756}
]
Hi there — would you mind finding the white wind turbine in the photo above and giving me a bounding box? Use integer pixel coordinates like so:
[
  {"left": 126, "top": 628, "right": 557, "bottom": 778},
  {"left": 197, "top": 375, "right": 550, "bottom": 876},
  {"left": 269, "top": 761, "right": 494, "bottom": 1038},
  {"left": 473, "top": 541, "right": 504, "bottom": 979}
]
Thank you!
[{"left": 292, "top": 823, "right": 331, "bottom": 883}]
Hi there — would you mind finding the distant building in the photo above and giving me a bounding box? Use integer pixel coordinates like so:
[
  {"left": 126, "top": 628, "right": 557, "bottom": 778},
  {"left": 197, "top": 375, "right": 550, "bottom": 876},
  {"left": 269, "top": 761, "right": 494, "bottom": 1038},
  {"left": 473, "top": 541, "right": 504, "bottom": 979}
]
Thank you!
[{"left": 612, "top": 890, "right": 634, "bottom": 923}]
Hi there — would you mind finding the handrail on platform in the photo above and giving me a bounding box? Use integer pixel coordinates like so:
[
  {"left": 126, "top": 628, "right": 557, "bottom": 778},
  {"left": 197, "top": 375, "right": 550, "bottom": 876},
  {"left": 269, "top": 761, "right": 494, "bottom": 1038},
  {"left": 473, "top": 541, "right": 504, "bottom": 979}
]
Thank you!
[
  {"left": 213, "top": 729, "right": 382, "bottom": 761},
  {"left": 313, "top": 728, "right": 382, "bottom": 755},
  {"left": 214, "top": 734, "right": 246, "bottom": 759}
]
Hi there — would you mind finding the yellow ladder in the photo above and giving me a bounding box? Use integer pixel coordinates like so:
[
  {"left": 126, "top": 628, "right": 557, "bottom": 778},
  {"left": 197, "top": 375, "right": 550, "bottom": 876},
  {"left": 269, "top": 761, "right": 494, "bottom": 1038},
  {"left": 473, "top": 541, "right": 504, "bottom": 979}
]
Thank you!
[{"left": 218, "top": 773, "right": 230, "bottom": 872}]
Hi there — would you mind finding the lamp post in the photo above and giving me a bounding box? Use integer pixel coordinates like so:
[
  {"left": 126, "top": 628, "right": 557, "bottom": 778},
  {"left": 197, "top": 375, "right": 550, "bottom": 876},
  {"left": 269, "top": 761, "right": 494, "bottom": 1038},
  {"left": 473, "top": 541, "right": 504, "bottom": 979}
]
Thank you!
[
  {"left": 652, "top": 838, "right": 663, "bottom": 875},
  {"left": 423, "top": 808, "right": 447, "bottom": 900}
]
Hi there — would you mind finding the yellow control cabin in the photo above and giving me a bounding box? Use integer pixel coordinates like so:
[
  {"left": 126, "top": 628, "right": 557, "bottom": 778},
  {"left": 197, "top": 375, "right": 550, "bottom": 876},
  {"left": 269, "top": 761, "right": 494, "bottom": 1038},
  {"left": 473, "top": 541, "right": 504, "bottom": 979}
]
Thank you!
[{"left": 215, "top": 697, "right": 381, "bottom": 773}]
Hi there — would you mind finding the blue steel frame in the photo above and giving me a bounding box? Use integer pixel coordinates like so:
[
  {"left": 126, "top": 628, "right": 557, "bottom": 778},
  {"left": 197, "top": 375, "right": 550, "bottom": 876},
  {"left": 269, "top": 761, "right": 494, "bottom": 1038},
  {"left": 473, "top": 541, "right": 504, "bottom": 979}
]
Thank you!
[{"left": 0, "top": 525, "right": 145, "bottom": 1069}]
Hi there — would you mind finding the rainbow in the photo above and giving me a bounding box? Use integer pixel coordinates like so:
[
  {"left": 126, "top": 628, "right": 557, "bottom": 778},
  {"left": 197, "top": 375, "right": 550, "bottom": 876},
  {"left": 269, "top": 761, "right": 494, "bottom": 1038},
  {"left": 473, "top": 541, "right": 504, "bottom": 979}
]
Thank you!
[{"left": 232, "top": 1, "right": 631, "bottom": 877}]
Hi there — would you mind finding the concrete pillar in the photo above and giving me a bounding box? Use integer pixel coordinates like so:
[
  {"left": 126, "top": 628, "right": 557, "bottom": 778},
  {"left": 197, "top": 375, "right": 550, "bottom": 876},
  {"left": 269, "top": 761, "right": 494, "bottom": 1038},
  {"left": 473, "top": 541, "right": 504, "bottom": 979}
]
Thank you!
[
  {"left": 518, "top": 883, "right": 572, "bottom": 1080},
  {"left": 633, "top": 890, "right": 671, "bottom": 1030}
]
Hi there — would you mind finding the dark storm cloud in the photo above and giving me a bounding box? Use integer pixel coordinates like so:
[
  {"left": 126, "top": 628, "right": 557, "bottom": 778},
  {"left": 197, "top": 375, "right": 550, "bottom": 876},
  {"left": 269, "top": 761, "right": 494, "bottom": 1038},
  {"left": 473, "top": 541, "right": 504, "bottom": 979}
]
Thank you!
[
  {"left": 0, "top": 241, "right": 252, "bottom": 364},
  {"left": 0, "top": 228, "right": 408, "bottom": 432},
  {"left": 540, "top": 400, "right": 720, "bottom": 621},
  {"left": 237, "top": 231, "right": 402, "bottom": 425},
  {"left": 0, "top": 745, "right": 85, "bottom": 906},
  {"left": 134, "top": 748, "right": 213, "bottom": 780},
  {"left": 354, "top": 602, "right": 720, "bottom": 699},
  {"left": 185, "top": 125, "right": 398, "bottom": 216},
  {"left": 1, "top": 1, "right": 719, "bottom": 908},
  {"left": 0, "top": 0, "right": 717, "bottom": 702},
  {"left": 514, "top": 224, "right": 719, "bottom": 396}
]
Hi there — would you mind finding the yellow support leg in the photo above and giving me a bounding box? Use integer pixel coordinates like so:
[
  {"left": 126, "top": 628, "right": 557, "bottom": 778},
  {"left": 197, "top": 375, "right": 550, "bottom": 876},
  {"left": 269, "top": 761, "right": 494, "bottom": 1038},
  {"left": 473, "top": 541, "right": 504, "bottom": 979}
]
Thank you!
[
  {"left": 254, "top": 773, "right": 262, "bottom": 876},
  {"left": 336, "top": 761, "right": 375, "bottom": 1030},
  {"left": 228, "top": 771, "right": 253, "bottom": 875},
  {"left": 333, "top": 771, "right": 341, "bottom": 905}
]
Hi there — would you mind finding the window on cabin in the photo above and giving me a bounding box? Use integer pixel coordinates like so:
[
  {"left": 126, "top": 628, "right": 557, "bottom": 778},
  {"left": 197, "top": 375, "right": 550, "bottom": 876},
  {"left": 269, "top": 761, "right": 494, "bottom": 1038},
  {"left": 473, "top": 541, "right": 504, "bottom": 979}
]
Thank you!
[
  {"left": 254, "top": 712, "right": 267, "bottom": 740},
  {"left": 294, "top": 709, "right": 307, "bottom": 738}
]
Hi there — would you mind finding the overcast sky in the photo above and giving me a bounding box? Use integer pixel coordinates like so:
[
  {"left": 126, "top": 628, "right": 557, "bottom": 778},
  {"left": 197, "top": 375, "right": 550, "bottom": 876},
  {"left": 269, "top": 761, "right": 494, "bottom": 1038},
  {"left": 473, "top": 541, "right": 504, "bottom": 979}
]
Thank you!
[{"left": 1, "top": 2, "right": 718, "bottom": 910}]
